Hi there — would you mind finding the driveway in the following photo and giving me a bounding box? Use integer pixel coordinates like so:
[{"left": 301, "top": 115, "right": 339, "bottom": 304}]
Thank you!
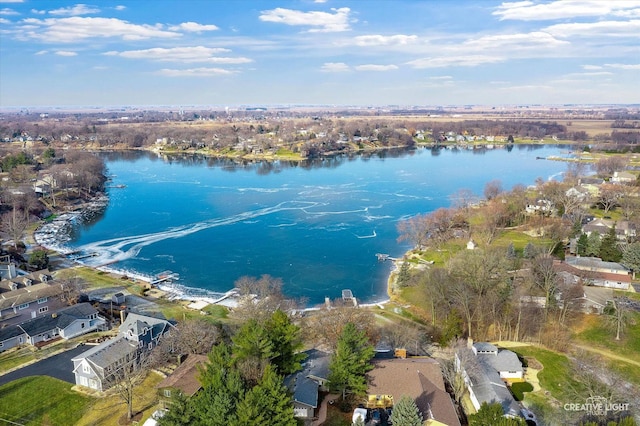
[{"left": 0, "top": 345, "right": 88, "bottom": 387}]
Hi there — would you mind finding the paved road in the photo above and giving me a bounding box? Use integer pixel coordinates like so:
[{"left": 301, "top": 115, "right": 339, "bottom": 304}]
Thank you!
[{"left": 0, "top": 345, "right": 88, "bottom": 387}]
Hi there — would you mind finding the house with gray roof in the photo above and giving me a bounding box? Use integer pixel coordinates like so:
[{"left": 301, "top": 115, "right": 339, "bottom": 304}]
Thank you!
[
  {"left": 72, "top": 312, "right": 175, "bottom": 391},
  {"left": 0, "top": 270, "right": 66, "bottom": 326},
  {"left": 457, "top": 342, "right": 524, "bottom": 420},
  {"left": 18, "top": 303, "right": 106, "bottom": 346},
  {"left": 284, "top": 348, "right": 330, "bottom": 419},
  {"left": 0, "top": 324, "right": 26, "bottom": 353},
  {"left": 562, "top": 256, "right": 631, "bottom": 290}
]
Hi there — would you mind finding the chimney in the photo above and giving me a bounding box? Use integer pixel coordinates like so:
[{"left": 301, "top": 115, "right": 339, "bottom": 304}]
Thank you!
[
  {"left": 120, "top": 308, "right": 127, "bottom": 324},
  {"left": 467, "top": 337, "right": 474, "bottom": 349}
]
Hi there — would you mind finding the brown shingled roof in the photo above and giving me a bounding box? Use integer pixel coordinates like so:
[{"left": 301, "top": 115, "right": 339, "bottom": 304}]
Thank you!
[
  {"left": 367, "top": 358, "right": 461, "bottom": 426},
  {"left": 156, "top": 354, "right": 208, "bottom": 396}
]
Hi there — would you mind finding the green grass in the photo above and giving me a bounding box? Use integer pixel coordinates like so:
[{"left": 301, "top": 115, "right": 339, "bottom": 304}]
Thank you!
[
  {"left": 573, "top": 311, "right": 640, "bottom": 362},
  {"left": 511, "top": 382, "right": 534, "bottom": 401},
  {"left": 0, "top": 376, "right": 92, "bottom": 425},
  {"left": 512, "top": 346, "right": 585, "bottom": 403}
]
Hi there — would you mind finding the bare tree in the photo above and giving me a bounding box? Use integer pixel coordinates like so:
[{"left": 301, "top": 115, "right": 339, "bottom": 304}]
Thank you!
[
  {"left": 303, "top": 304, "right": 378, "bottom": 350},
  {"left": 530, "top": 253, "right": 560, "bottom": 313},
  {"left": 483, "top": 179, "right": 503, "bottom": 201},
  {"left": 104, "top": 351, "right": 150, "bottom": 421},
  {"left": 1, "top": 210, "right": 28, "bottom": 249},
  {"left": 594, "top": 156, "right": 627, "bottom": 178},
  {"left": 597, "top": 183, "right": 624, "bottom": 214}
]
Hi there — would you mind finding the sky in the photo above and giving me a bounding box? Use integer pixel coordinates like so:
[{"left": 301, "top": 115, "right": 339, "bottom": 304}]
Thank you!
[{"left": 0, "top": 0, "right": 639, "bottom": 108}]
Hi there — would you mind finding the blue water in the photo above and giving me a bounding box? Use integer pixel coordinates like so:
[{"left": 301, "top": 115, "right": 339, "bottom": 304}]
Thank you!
[{"left": 69, "top": 145, "right": 572, "bottom": 305}]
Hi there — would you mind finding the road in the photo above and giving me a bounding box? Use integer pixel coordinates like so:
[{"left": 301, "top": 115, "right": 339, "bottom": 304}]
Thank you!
[{"left": 0, "top": 345, "right": 88, "bottom": 387}]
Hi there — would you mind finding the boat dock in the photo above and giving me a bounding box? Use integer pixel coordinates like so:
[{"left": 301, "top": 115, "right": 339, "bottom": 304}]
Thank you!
[
  {"left": 150, "top": 270, "right": 180, "bottom": 286},
  {"left": 376, "top": 253, "right": 399, "bottom": 262}
]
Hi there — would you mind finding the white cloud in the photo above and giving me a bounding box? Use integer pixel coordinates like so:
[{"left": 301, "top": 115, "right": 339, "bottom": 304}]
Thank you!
[
  {"left": 49, "top": 4, "right": 101, "bottom": 16},
  {"left": 104, "top": 46, "right": 252, "bottom": 64},
  {"left": 17, "top": 17, "right": 182, "bottom": 42},
  {"left": 354, "top": 64, "right": 398, "bottom": 71},
  {"left": 168, "top": 22, "right": 219, "bottom": 32},
  {"left": 259, "top": 7, "right": 352, "bottom": 32},
  {"left": 493, "top": 0, "right": 640, "bottom": 21},
  {"left": 321, "top": 62, "right": 350, "bottom": 72},
  {"left": 429, "top": 76, "right": 453, "bottom": 80},
  {"left": 0, "top": 7, "right": 18, "bottom": 15},
  {"left": 463, "top": 31, "right": 569, "bottom": 50},
  {"left": 604, "top": 63, "right": 640, "bottom": 70},
  {"left": 406, "top": 55, "right": 504, "bottom": 69},
  {"left": 314, "top": 0, "right": 328, "bottom": 3},
  {"left": 544, "top": 20, "right": 640, "bottom": 38},
  {"left": 31, "top": 9, "right": 45, "bottom": 15},
  {"left": 34, "top": 49, "right": 47, "bottom": 55},
  {"left": 0, "top": 0, "right": 24, "bottom": 3},
  {"left": 353, "top": 34, "right": 417, "bottom": 46},
  {"left": 582, "top": 65, "right": 602, "bottom": 70},
  {"left": 55, "top": 50, "right": 77, "bottom": 56},
  {"left": 114, "top": 5, "right": 126, "bottom": 11},
  {"left": 157, "top": 67, "right": 233, "bottom": 77}
]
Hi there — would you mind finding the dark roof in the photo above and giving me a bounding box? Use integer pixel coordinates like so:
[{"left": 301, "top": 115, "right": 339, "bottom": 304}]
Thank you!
[
  {"left": 284, "top": 349, "right": 331, "bottom": 409},
  {"left": 0, "top": 283, "right": 65, "bottom": 311},
  {"left": 0, "top": 324, "right": 24, "bottom": 342},
  {"left": 18, "top": 303, "right": 98, "bottom": 337},
  {"left": 119, "top": 312, "right": 175, "bottom": 340}
]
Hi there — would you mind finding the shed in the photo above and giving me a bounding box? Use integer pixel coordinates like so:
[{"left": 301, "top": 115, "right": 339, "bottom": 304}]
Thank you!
[{"left": 112, "top": 292, "right": 126, "bottom": 304}]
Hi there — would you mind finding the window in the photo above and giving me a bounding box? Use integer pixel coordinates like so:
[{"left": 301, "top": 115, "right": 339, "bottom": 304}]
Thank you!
[
  {"left": 82, "top": 364, "right": 91, "bottom": 374},
  {"left": 37, "top": 297, "right": 47, "bottom": 304},
  {"left": 148, "top": 342, "right": 153, "bottom": 350},
  {"left": 18, "top": 303, "right": 29, "bottom": 310},
  {"left": 81, "top": 322, "right": 85, "bottom": 329},
  {"left": 0, "top": 342, "right": 3, "bottom": 348},
  {"left": 38, "top": 306, "right": 48, "bottom": 314},
  {"left": 163, "top": 389, "right": 171, "bottom": 398}
]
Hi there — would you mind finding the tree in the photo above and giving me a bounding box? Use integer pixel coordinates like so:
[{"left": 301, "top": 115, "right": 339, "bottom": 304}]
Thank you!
[
  {"left": 158, "top": 391, "right": 195, "bottom": 426},
  {"left": 531, "top": 253, "right": 559, "bottom": 312},
  {"left": 469, "top": 402, "right": 525, "bottom": 426},
  {"left": 390, "top": 395, "right": 422, "bottom": 426},
  {"left": 396, "top": 261, "right": 411, "bottom": 288},
  {"left": 484, "top": 179, "right": 503, "bottom": 201},
  {"left": 28, "top": 249, "right": 49, "bottom": 270},
  {"left": 604, "top": 299, "right": 631, "bottom": 341},
  {"left": 234, "top": 364, "right": 296, "bottom": 426},
  {"left": 194, "top": 343, "right": 245, "bottom": 426},
  {"left": 586, "top": 232, "right": 602, "bottom": 257},
  {"left": 577, "top": 233, "right": 589, "bottom": 256},
  {"left": 304, "top": 305, "right": 378, "bottom": 350},
  {"left": 264, "top": 309, "right": 306, "bottom": 376},
  {"left": 104, "top": 351, "right": 150, "bottom": 421},
  {"left": 1, "top": 210, "right": 28, "bottom": 249},
  {"left": 597, "top": 183, "right": 623, "bottom": 214},
  {"left": 622, "top": 242, "right": 640, "bottom": 278},
  {"left": 328, "top": 322, "right": 375, "bottom": 400},
  {"left": 599, "top": 225, "right": 622, "bottom": 262},
  {"left": 594, "top": 156, "right": 627, "bottom": 177}
]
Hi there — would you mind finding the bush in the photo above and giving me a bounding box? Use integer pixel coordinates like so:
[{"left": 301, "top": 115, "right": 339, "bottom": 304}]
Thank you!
[{"left": 511, "top": 382, "right": 534, "bottom": 401}]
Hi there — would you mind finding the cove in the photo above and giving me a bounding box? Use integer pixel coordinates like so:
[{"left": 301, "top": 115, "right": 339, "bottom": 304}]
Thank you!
[{"left": 67, "top": 145, "right": 573, "bottom": 306}]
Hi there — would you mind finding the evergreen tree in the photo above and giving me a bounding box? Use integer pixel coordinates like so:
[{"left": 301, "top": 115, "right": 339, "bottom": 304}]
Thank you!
[
  {"left": 234, "top": 364, "right": 296, "bottom": 426},
  {"left": 397, "top": 261, "right": 411, "bottom": 287},
  {"left": 576, "top": 233, "right": 589, "bottom": 256},
  {"left": 193, "top": 343, "right": 245, "bottom": 426},
  {"left": 232, "top": 319, "right": 275, "bottom": 364},
  {"left": 586, "top": 232, "right": 602, "bottom": 257},
  {"left": 157, "top": 391, "right": 195, "bottom": 426},
  {"left": 469, "top": 402, "right": 526, "bottom": 426},
  {"left": 622, "top": 242, "right": 640, "bottom": 278},
  {"left": 506, "top": 243, "right": 516, "bottom": 259},
  {"left": 390, "top": 395, "right": 422, "bottom": 426},
  {"left": 599, "top": 225, "right": 622, "bottom": 262},
  {"left": 327, "top": 323, "right": 375, "bottom": 400},
  {"left": 523, "top": 242, "right": 536, "bottom": 259},
  {"left": 265, "top": 310, "right": 306, "bottom": 375}
]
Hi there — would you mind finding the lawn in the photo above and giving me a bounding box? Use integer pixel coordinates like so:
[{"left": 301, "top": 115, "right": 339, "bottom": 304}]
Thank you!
[
  {"left": 573, "top": 311, "right": 640, "bottom": 364},
  {"left": 0, "top": 376, "right": 92, "bottom": 425},
  {"left": 512, "top": 346, "right": 585, "bottom": 404}
]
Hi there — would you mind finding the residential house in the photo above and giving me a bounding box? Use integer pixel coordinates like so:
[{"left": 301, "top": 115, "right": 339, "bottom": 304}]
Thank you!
[
  {"left": 457, "top": 342, "right": 524, "bottom": 419},
  {"left": 284, "top": 348, "right": 331, "bottom": 419},
  {"left": 0, "top": 255, "right": 17, "bottom": 280},
  {"left": 72, "top": 312, "right": 175, "bottom": 391},
  {"left": 562, "top": 256, "right": 631, "bottom": 290},
  {"left": 0, "top": 270, "right": 66, "bottom": 326},
  {"left": 611, "top": 171, "right": 636, "bottom": 184},
  {"left": 525, "top": 199, "right": 553, "bottom": 216},
  {"left": 157, "top": 354, "right": 208, "bottom": 407},
  {"left": 0, "top": 324, "right": 26, "bottom": 352},
  {"left": 18, "top": 303, "right": 106, "bottom": 346},
  {"left": 367, "top": 357, "right": 461, "bottom": 426},
  {"left": 582, "top": 218, "right": 636, "bottom": 241}
]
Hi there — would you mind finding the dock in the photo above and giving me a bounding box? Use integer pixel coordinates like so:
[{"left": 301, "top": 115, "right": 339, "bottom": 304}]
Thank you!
[
  {"left": 376, "top": 253, "right": 399, "bottom": 262},
  {"left": 150, "top": 270, "right": 180, "bottom": 285}
]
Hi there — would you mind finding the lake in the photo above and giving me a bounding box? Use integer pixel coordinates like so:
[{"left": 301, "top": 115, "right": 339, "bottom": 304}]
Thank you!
[{"left": 67, "top": 145, "right": 573, "bottom": 306}]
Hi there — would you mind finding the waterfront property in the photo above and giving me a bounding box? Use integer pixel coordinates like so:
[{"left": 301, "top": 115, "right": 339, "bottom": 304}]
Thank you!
[
  {"left": 284, "top": 348, "right": 331, "bottom": 419},
  {"left": 72, "top": 312, "right": 175, "bottom": 391}
]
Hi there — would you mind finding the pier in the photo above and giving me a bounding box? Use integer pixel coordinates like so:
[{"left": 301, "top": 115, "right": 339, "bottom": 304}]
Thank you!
[
  {"left": 150, "top": 270, "right": 180, "bottom": 286},
  {"left": 376, "top": 253, "right": 399, "bottom": 262}
]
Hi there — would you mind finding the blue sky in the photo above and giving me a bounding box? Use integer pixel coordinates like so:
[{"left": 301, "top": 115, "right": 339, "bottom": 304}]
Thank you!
[{"left": 0, "top": 0, "right": 639, "bottom": 107}]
